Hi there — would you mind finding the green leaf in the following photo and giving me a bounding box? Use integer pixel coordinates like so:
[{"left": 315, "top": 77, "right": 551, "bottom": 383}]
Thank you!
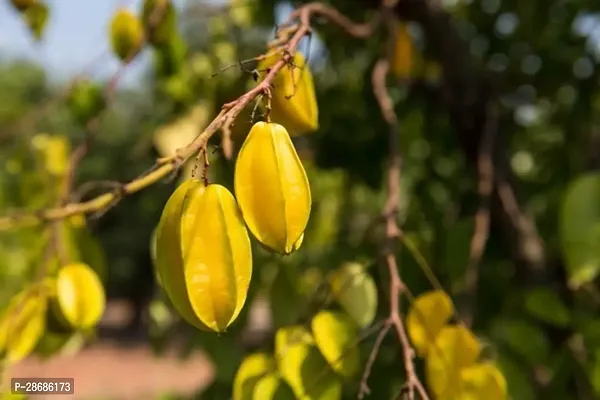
[
  {"left": 275, "top": 326, "right": 342, "bottom": 400},
  {"left": 559, "top": 173, "right": 600, "bottom": 287},
  {"left": 491, "top": 318, "right": 550, "bottom": 364},
  {"left": 523, "top": 287, "right": 570, "bottom": 327},
  {"left": 253, "top": 373, "right": 295, "bottom": 400},
  {"left": 35, "top": 329, "right": 85, "bottom": 359},
  {"left": 406, "top": 289, "right": 453, "bottom": 356},
  {"left": 194, "top": 332, "right": 242, "bottom": 383},
  {"left": 66, "top": 80, "right": 106, "bottom": 126},
  {"left": 269, "top": 266, "right": 303, "bottom": 329},
  {"left": 442, "top": 218, "right": 473, "bottom": 284},
  {"left": 311, "top": 310, "right": 361, "bottom": 379},
  {"left": 496, "top": 353, "right": 536, "bottom": 400},
  {"left": 62, "top": 217, "right": 108, "bottom": 282},
  {"left": 233, "top": 352, "right": 276, "bottom": 400},
  {"left": 229, "top": 0, "right": 254, "bottom": 28},
  {"left": 425, "top": 325, "right": 481, "bottom": 398},
  {"left": 578, "top": 316, "right": 600, "bottom": 348},
  {"left": 590, "top": 349, "right": 600, "bottom": 397},
  {"left": 153, "top": 34, "right": 188, "bottom": 78},
  {"left": 329, "top": 262, "right": 377, "bottom": 329}
]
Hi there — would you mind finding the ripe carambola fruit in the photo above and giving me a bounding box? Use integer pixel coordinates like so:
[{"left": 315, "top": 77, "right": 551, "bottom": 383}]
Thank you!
[
  {"left": 0, "top": 283, "right": 51, "bottom": 363},
  {"left": 53, "top": 263, "right": 106, "bottom": 330},
  {"left": 109, "top": 8, "right": 144, "bottom": 62},
  {"left": 257, "top": 52, "right": 319, "bottom": 136},
  {"left": 23, "top": 2, "right": 49, "bottom": 41},
  {"left": 155, "top": 179, "right": 252, "bottom": 332},
  {"left": 141, "top": 0, "right": 177, "bottom": 47},
  {"left": 234, "top": 122, "right": 311, "bottom": 255},
  {"left": 390, "top": 22, "right": 415, "bottom": 80}
]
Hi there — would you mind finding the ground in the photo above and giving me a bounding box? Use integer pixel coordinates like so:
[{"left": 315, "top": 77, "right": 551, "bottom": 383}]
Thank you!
[{"left": 12, "top": 301, "right": 216, "bottom": 400}]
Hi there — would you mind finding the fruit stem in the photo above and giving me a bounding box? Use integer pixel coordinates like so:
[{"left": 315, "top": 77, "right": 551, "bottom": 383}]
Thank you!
[{"left": 264, "top": 87, "right": 272, "bottom": 123}]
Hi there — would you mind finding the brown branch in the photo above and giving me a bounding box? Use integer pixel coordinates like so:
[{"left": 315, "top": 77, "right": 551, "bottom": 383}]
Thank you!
[
  {"left": 71, "top": 180, "right": 123, "bottom": 202},
  {"left": 368, "top": 24, "right": 430, "bottom": 400},
  {"left": 460, "top": 103, "right": 497, "bottom": 327},
  {"left": 0, "top": 2, "right": 374, "bottom": 232},
  {"left": 358, "top": 320, "right": 392, "bottom": 399},
  {"left": 358, "top": 2, "right": 429, "bottom": 397},
  {"left": 391, "top": 0, "right": 547, "bottom": 280},
  {"left": 495, "top": 176, "right": 546, "bottom": 275}
]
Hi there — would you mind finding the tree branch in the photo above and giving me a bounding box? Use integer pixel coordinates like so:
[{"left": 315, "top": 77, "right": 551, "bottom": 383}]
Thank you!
[
  {"left": 393, "top": 0, "right": 547, "bottom": 281},
  {"left": 362, "top": 4, "right": 430, "bottom": 396},
  {"left": 358, "top": 320, "right": 392, "bottom": 399},
  {"left": 0, "top": 2, "right": 374, "bottom": 232},
  {"left": 372, "top": 56, "right": 429, "bottom": 400},
  {"left": 460, "top": 102, "right": 497, "bottom": 327},
  {"left": 61, "top": 3, "right": 168, "bottom": 204}
]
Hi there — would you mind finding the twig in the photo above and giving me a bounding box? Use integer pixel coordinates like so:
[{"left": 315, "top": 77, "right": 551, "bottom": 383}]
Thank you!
[
  {"left": 71, "top": 180, "right": 123, "bottom": 202},
  {"left": 461, "top": 102, "right": 497, "bottom": 327},
  {"left": 301, "top": 319, "right": 387, "bottom": 398},
  {"left": 0, "top": 50, "right": 109, "bottom": 144},
  {"left": 358, "top": 320, "right": 392, "bottom": 399},
  {"left": 1, "top": 0, "right": 140, "bottom": 143},
  {"left": 368, "top": 6, "right": 429, "bottom": 397},
  {"left": 393, "top": 0, "right": 547, "bottom": 281},
  {"left": 210, "top": 53, "right": 277, "bottom": 78},
  {"left": 495, "top": 176, "right": 546, "bottom": 274},
  {"left": 0, "top": 2, "right": 374, "bottom": 231},
  {"left": 62, "top": 12, "right": 151, "bottom": 204}
]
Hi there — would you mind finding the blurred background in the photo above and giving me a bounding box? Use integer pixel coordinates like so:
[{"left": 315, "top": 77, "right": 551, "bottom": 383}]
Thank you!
[{"left": 1, "top": 0, "right": 600, "bottom": 399}]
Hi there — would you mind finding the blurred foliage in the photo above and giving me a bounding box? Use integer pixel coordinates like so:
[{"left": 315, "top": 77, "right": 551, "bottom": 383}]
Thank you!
[{"left": 0, "top": 0, "right": 600, "bottom": 399}]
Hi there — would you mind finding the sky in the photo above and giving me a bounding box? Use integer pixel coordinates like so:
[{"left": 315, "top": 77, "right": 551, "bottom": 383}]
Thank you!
[
  {"left": 0, "top": 1, "right": 599, "bottom": 89},
  {"left": 0, "top": 0, "right": 312, "bottom": 88},
  {"left": 0, "top": 0, "right": 150, "bottom": 86}
]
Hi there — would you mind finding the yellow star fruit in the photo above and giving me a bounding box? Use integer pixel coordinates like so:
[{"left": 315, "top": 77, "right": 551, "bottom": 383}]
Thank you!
[
  {"left": 234, "top": 121, "right": 311, "bottom": 255},
  {"left": 155, "top": 179, "right": 252, "bottom": 332},
  {"left": 258, "top": 52, "right": 319, "bottom": 136}
]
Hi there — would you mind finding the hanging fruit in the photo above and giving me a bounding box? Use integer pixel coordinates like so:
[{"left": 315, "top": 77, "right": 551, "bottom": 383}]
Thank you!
[
  {"left": 109, "top": 8, "right": 144, "bottom": 63},
  {"left": 66, "top": 80, "right": 106, "bottom": 126},
  {"left": 52, "top": 263, "right": 106, "bottom": 330},
  {"left": 0, "top": 285, "right": 49, "bottom": 363},
  {"left": 22, "top": 2, "right": 49, "bottom": 41},
  {"left": 257, "top": 52, "right": 319, "bottom": 136},
  {"left": 155, "top": 179, "right": 252, "bottom": 333},
  {"left": 390, "top": 22, "right": 415, "bottom": 80},
  {"left": 234, "top": 121, "right": 311, "bottom": 255},
  {"left": 141, "top": 0, "right": 177, "bottom": 47},
  {"left": 10, "top": 0, "right": 36, "bottom": 12}
]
